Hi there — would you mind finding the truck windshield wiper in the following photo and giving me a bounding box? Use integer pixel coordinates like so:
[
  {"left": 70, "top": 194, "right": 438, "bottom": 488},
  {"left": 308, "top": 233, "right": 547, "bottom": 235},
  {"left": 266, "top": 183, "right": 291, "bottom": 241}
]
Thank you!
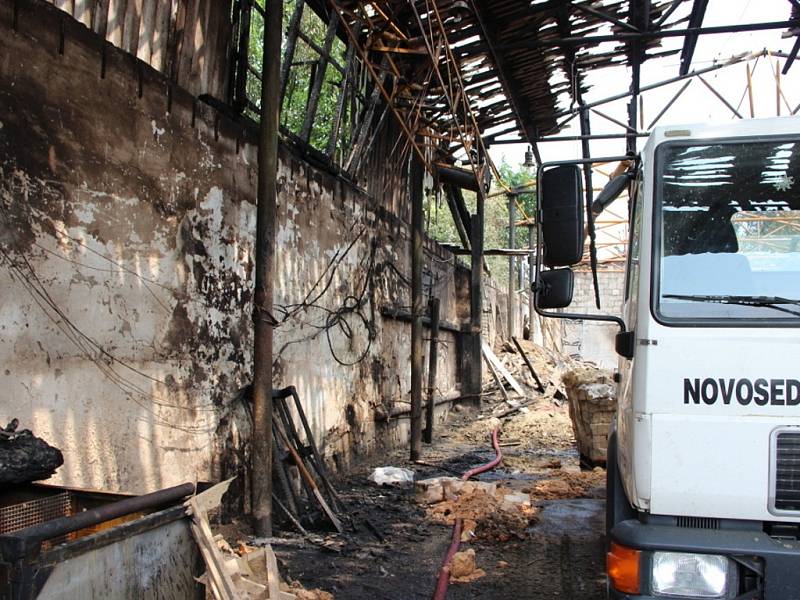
[{"left": 662, "top": 294, "right": 800, "bottom": 317}]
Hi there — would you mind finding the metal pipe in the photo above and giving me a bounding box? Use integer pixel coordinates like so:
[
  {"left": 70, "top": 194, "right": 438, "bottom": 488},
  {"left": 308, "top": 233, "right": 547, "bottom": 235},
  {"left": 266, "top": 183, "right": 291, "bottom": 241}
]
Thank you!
[
  {"left": 0, "top": 483, "right": 195, "bottom": 559},
  {"left": 552, "top": 51, "right": 770, "bottom": 119}
]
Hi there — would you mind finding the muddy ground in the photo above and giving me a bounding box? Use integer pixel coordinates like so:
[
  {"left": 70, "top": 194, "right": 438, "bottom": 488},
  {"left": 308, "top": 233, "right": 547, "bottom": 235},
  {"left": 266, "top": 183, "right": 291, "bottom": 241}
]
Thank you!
[{"left": 218, "top": 393, "right": 609, "bottom": 600}]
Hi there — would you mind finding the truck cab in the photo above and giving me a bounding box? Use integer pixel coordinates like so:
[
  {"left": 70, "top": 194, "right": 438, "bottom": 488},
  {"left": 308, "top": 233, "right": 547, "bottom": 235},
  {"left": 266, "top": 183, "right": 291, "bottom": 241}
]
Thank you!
[{"left": 535, "top": 116, "right": 800, "bottom": 599}]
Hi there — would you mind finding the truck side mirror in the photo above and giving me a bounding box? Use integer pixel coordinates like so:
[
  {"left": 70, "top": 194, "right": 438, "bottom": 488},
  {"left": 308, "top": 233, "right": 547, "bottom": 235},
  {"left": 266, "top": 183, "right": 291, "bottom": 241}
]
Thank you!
[
  {"left": 615, "top": 330, "right": 635, "bottom": 359},
  {"left": 540, "top": 165, "right": 584, "bottom": 267},
  {"left": 535, "top": 268, "right": 574, "bottom": 309}
]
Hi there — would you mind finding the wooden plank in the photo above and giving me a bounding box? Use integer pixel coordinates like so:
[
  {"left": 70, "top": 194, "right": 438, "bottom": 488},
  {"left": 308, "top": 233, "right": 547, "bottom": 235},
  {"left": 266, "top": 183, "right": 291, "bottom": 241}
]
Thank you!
[
  {"left": 483, "top": 351, "right": 510, "bottom": 403},
  {"left": 150, "top": 0, "right": 170, "bottom": 72},
  {"left": 137, "top": 0, "right": 156, "bottom": 65},
  {"left": 106, "top": 0, "right": 126, "bottom": 47},
  {"left": 92, "top": 0, "right": 110, "bottom": 39},
  {"left": 481, "top": 341, "right": 524, "bottom": 396},
  {"left": 73, "top": 0, "right": 91, "bottom": 25},
  {"left": 121, "top": 0, "right": 142, "bottom": 56},
  {"left": 264, "top": 546, "right": 281, "bottom": 600},
  {"left": 189, "top": 514, "right": 238, "bottom": 600},
  {"left": 186, "top": 478, "right": 235, "bottom": 515}
]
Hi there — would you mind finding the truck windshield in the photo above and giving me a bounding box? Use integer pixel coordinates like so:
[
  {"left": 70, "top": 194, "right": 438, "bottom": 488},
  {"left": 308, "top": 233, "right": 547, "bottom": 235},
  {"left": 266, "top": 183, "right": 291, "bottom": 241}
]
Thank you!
[{"left": 655, "top": 139, "right": 800, "bottom": 322}]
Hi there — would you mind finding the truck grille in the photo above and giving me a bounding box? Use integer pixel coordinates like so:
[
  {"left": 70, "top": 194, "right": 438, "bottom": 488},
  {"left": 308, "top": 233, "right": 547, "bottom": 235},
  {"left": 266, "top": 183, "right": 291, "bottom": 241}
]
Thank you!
[{"left": 775, "top": 431, "right": 800, "bottom": 512}]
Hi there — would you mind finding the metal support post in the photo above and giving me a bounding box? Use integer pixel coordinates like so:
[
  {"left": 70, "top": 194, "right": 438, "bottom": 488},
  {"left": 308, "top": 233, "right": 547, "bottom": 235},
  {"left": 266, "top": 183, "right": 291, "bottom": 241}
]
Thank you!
[
  {"left": 424, "top": 297, "right": 440, "bottom": 444},
  {"left": 507, "top": 193, "right": 516, "bottom": 339},
  {"left": 468, "top": 187, "right": 485, "bottom": 405},
  {"left": 410, "top": 150, "right": 424, "bottom": 461},
  {"left": 528, "top": 224, "right": 535, "bottom": 339},
  {"left": 252, "top": 0, "right": 282, "bottom": 537}
]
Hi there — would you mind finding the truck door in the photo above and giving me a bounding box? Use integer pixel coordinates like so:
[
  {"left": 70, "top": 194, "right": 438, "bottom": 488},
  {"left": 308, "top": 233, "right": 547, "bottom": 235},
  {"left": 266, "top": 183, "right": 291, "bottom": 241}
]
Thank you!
[{"left": 616, "top": 168, "right": 643, "bottom": 501}]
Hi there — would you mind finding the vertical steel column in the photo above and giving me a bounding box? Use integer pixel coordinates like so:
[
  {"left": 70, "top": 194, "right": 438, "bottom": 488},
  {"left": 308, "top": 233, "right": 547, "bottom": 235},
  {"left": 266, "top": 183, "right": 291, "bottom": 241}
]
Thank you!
[
  {"left": 507, "top": 193, "right": 516, "bottom": 339},
  {"left": 528, "top": 224, "right": 535, "bottom": 339},
  {"left": 410, "top": 151, "right": 424, "bottom": 461},
  {"left": 468, "top": 185, "right": 485, "bottom": 405},
  {"left": 252, "top": 0, "right": 282, "bottom": 537},
  {"left": 424, "top": 297, "right": 440, "bottom": 444}
]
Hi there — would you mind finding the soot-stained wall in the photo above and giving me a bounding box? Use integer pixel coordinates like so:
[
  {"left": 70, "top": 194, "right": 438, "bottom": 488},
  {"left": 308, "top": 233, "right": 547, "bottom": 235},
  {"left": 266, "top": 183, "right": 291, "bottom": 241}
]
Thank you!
[{"left": 0, "top": 0, "right": 468, "bottom": 495}]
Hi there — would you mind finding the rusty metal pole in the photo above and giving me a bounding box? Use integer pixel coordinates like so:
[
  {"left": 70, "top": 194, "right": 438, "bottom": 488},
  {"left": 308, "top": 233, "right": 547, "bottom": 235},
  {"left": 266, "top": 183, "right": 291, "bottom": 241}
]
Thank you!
[
  {"left": 251, "top": 0, "right": 282, "bottom": 538},
  {"left": 527, "top": 224, "right": 535, "bottom": 339},
  {"left": 507, "top": 193, "right": 516, "bottom": 339},
  {"left": 424, "top": 297, "right": 440, "bottom": 444},
  {"left": 468, "top": 184, "right": 485, "bottom": 406},
  {"left": 410, "top": 150, "right": 424, "bottom": 461}
]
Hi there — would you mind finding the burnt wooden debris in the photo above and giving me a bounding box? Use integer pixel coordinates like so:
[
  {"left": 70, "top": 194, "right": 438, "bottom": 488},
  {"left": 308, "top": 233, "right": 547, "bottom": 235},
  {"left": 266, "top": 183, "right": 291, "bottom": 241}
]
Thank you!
[{"left": 0, "top": 420, "right": 63, "bottom": 485}]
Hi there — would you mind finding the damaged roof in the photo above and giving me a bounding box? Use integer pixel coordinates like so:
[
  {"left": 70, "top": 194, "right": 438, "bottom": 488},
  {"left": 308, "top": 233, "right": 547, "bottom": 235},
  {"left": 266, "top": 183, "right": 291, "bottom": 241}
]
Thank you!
[{"left": 318, "top": 0, "right": 693, "bottom": 152}]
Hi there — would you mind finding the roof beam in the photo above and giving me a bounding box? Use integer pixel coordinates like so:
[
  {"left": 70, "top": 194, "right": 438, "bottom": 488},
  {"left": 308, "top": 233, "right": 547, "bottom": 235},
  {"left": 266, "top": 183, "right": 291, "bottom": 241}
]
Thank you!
[
  {"left": 783, "top": 36, "right": 800, "bottom": 74},
  {"left": 468, "top": 0, "right": 541, "bottom": 161},
  {"left": 481, "top": 20, "right": 798, "bottom": 50},
  {"left": 656, "top": 0, "right": 686, "bottom": 27},
  {"left": 573, "top": 3, "right": 641, "bottom": 32},
  {"left": 679, "top": 0, "right": 709, "bottom": 75}
]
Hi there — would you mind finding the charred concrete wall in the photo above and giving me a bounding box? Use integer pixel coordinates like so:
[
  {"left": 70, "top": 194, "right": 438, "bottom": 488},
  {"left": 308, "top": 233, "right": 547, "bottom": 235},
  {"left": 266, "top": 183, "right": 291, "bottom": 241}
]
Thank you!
[{"left": 0, "top": 0, "right": 468, "bottom": 495}]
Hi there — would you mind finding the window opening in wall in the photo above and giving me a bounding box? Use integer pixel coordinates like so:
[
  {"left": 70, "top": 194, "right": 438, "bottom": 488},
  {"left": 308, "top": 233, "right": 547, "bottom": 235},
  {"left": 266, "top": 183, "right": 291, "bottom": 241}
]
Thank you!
[{"left": 230, "top": 0, "right": 368, "bottom": 169}]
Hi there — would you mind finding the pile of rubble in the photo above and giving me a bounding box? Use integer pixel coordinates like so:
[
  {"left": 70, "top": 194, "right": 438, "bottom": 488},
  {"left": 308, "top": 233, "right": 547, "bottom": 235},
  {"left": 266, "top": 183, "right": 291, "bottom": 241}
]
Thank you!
[{"left": 415, "top": 477, "right": 538, "bottom": 543}]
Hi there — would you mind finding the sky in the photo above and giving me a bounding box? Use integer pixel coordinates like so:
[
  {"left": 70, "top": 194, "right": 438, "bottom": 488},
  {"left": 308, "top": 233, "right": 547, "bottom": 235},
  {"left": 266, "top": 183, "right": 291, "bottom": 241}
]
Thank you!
[{"left": 490, "top": 0, "right": 800, "bottom": 167}]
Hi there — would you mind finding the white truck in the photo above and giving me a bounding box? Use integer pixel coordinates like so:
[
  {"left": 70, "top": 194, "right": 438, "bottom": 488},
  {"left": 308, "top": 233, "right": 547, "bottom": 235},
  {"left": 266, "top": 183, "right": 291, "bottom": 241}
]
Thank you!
[{"left": 534, "top": 116, "right": 800, "bottom": 600}]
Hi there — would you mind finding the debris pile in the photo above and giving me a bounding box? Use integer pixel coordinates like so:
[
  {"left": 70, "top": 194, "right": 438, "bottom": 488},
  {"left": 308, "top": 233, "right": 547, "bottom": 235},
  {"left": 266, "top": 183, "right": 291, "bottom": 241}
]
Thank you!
[
  {"left": 415, "top": 477, "right": 538, "bottom": 543},
  {"left": 457, "top": 407, "right": 575, "bottom": 451},
  {"left": 530, "top": 468, "right": 606, "bottom": 500},
  {"left": 187, "top": 479, "right": 335, "bottom": 600},
  {"left": 563, "top": 365, "right": 616, "bottom": 465},
  {"left": 0, "top": 419, "right": 63, "bottom": 484},
  {"left": 493, "top": 338, "right": 572, "bottom": 401}
]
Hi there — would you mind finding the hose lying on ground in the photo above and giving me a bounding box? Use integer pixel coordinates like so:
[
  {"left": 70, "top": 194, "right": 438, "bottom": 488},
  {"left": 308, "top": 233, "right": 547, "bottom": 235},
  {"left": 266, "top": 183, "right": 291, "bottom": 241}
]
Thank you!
[{"left": 431, "top": 427, "right": 503, "bottom": 600}]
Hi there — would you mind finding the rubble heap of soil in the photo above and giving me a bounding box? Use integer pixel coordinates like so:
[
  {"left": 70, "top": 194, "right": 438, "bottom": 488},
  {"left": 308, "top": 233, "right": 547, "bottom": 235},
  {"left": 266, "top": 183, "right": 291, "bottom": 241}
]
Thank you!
[{"left": 418, "top": 479, "right": 538, "bottom": 542}]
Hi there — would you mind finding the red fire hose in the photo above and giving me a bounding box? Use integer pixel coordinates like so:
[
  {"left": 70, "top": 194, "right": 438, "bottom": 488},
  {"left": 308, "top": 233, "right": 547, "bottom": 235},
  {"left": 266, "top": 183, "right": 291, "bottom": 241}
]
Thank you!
[{"left": 431, "top": 427, "right": 503, "bottom": 600}]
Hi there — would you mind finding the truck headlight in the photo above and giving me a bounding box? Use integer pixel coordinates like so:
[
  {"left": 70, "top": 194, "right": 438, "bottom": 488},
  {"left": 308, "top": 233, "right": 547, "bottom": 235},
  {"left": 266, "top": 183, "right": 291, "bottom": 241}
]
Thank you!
[{"left": 652, "top": 551, "right": 729, "bottom": 598}]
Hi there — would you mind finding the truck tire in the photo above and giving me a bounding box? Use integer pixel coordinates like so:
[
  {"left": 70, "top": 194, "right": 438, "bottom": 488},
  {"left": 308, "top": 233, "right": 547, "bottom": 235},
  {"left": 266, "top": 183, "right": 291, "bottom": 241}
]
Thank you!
[{"left": 606, "top": 430, "right": 636, "bottom": 542}]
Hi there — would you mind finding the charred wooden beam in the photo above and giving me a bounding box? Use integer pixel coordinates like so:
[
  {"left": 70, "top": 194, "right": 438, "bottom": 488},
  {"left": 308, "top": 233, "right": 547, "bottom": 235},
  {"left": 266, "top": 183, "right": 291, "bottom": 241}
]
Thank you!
[
  {"left": 326, "top": 44, "right": 356, "bottom": 157},
  {"left": 300, "top": 12, "right": 340, "bottom": 142},
  {"left": 436, "top": 164, "right": 482, "bottom": 192},
  {"left": 783, "top": 35, "right": 800, "bottom": 74},
  {"left": 443, "top": 185, "right": 471, "bottom": 251},
  {"left": 280, "top": 0, "right": 305, "bottom": 102},
  {"left": 679, "top": 0, "right": 709, "bottom": 75}
]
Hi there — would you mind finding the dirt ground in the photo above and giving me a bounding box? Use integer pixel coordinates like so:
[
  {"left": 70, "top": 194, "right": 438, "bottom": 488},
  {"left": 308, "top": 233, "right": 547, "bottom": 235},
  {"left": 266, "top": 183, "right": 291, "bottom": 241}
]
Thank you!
[{"left": 215, "top": 389, "right": 609, "bottom": 600}]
